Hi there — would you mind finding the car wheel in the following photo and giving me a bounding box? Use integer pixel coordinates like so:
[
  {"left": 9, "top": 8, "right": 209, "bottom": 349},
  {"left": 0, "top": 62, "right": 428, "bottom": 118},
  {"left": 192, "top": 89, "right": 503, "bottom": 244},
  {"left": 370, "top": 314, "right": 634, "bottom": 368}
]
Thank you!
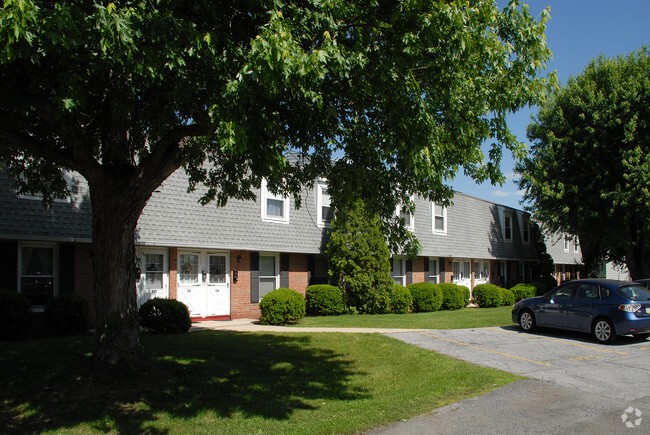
[
  {"left": 592, "top": 318, "right": 617, "bottom": 344},
  {"left": 519, "top": 310, "right": 536, "bottom": 332}
]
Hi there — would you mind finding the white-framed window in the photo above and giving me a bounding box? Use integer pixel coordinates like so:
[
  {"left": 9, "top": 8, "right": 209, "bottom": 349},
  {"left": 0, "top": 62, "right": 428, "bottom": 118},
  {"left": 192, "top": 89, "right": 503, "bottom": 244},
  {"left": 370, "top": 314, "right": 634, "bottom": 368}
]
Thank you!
[
  {"left": 391, "top": 257, "right": 406, "bottom": 285},
  {"left": 500, "top": 261, "right": 506, "bottom": 280},
  {"left": 573, "top": 237, "right": 579, "bottom": 252},
  {"left": 17, "top": 171, "right": 74, "bottom": 204},
  {"left": 564, "top": 234, "right": 570, "bottom": 252},
  {"left": 209, "top": 254, "right": 226, "bottom": 284},
  {"left": 18, "top": 242, "right": 57, "bottom": 307},
  {"left": 453, "top": 260, "right": 471, "bottom": 281},
  {"left": 504, "top": 213, "right": 513, "bottom": 241},
  {"left": 136, "top": 248, "right": 170, "bottom": 306},
  {"left": 259, "top": 253, "right": 279, "bottom": 299},
  {"left": 432, "top": 202, "right": 447, "bottom": 234},
  {"left": 178, "top": 252, "right": 200, "bottom": 285},
  {"left": 396, "top": 196, "right": 415, "bottom": 231},
  {"left": 261, "top": 178, "right": 290, "bottom": 224},
  {"left": 428, "top": 257, "right": 439, "bottom": 283},
  {"left": 316, "top": 180, "right": 333, "bottom": 227},
  {"left": 522, "top": 219, "right": 530, "bottom": 244},
  {"left": 474, "top": 260, "right": 490, "bottom": 281}
]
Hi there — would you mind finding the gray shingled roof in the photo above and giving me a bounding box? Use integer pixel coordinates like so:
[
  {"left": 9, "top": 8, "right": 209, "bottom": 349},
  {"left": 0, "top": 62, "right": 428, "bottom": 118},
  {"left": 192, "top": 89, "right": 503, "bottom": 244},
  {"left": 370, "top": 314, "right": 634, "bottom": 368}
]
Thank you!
[
  {"left": 0, "top": 168, "right": 540, "bottom": 261},
  {"left": 413, "top": 193, "right": 537, "bottom": 261},
  {"left": 0, "top": 171, "right": 92, "bottom": 242},
  {"left": 544, "top": 231, "right": 583, "bottom": 265}
]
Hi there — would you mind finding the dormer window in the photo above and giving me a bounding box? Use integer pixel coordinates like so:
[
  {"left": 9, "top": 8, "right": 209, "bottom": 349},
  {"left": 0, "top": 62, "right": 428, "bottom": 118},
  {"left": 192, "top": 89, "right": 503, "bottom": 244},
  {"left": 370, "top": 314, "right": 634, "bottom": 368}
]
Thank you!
[
  {"left": 432, "top": 202, "right": 447, "bottom": 234},
  {"left": 504, "top": 213, "right": 513, "bottom": 241},
  {"left": 396, "top": 196, "right": 415, "bottom": 231},
  {"left": 261, "top": 178, "right": 290, "bottom": 224},
  {"left": 316, "top": 180, "right": 333, "bottom": 227},
  {"left": 522, "top": 219, "right": 530, "bottom": 244}
]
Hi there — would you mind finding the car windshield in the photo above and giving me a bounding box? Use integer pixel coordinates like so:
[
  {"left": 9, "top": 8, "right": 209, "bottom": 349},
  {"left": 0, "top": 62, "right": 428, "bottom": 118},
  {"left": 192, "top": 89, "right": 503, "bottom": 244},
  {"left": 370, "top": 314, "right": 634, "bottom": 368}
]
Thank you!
[{"left": 616, "top": 285, "right": 650, "bottom": 301}]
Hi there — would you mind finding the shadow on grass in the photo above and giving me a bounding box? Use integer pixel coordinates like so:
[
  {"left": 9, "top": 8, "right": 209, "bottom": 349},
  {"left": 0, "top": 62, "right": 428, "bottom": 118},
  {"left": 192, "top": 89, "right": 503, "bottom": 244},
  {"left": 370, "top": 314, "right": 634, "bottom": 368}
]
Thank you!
[{"left": 1, "top": 331, "right": 368, "bottom": 433}]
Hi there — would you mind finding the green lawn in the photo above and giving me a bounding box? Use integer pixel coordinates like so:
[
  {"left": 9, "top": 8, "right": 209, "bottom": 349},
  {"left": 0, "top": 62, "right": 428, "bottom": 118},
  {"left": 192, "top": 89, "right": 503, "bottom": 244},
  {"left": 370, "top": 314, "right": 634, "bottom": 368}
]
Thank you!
[
  {"left": 295, "top": 306, "right": 516, "bottom": 329},
  {"left": 1, "top": 330, "right": 521, "bottom": 434}
]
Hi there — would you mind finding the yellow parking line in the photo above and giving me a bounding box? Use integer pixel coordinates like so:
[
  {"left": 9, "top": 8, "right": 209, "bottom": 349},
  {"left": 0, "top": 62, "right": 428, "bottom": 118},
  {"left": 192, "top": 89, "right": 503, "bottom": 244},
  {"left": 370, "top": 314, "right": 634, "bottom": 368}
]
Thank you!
[
  {"left": 420, "top": 332, "right": 552, "bottom": 366},
  {"left": 486, "top": 328, "right": 628, "bottom": 355}
]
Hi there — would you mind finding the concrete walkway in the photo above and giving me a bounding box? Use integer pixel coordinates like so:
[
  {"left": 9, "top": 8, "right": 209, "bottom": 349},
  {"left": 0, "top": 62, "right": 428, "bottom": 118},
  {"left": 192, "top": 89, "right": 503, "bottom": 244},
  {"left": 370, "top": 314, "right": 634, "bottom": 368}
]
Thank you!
[{"left": 190, "top": 318, "right": 426, "bottom": 334}]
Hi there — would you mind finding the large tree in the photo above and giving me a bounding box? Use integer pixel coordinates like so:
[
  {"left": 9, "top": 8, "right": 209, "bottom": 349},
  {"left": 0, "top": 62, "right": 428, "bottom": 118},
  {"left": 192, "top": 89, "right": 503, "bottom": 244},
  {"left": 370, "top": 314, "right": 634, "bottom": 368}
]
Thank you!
[
  {"left": 517, "top": 47, "right": 650, "bottom": 279},
  {"left": 0, "top": 0, "right": 554, "bottom": 366}
]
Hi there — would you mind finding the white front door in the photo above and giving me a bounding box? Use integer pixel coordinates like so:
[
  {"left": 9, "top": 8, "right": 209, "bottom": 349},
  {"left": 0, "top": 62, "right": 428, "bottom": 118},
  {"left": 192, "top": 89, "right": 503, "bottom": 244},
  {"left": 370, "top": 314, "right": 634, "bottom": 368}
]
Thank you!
[
  {"left": 177, "top": 250, "right": 230, "bottom": 317},
  {"left": 136, "top": 249, "right": 169, "bottom": 307}
]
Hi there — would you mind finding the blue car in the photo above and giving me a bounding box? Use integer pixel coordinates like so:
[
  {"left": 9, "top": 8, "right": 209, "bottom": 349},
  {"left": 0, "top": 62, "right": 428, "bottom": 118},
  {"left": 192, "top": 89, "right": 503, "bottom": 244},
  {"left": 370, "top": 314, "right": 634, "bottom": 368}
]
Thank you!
[{"left": 511, "top": 279, "right": 650, "bottom": 343}]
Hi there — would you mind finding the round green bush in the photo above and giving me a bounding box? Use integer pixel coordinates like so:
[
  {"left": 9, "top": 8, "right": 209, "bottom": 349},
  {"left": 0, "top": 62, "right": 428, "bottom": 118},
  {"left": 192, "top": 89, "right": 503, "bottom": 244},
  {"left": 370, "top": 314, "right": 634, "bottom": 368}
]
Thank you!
[
  {"left": 472, "top": 284, "right": 502, "bottom": 308},
  {"left": 45, "top": 294, "right": 89, "bottom": 335},
  {"left": 509, "top": 283, "right": 537, "bottom": 302},
  {"left": 0, "top": 290, "right": 32, "bottom": 340},
  {"left": 499, "top": 288, "right": 515, "bottom": 306},
  {"left": 260, "top": 288, "right": 306, "bottom": 325},
  {"left": 438, "top": 283, "right": 466, "bottom": 310},
  {"left": 139, "top": 298, "right": 191, "bottom": 333},
  {"left": 407, "top": 282, "right": 442, "bottom": 312},
  {"left": 390, "top": 283, "right": 412, "bottom": 314},
  {"left": 459, "top": 285, "right": 471, "bottom": 305},
  {"left": 305, "top": 284, "right": 344, "bottom": 316}
]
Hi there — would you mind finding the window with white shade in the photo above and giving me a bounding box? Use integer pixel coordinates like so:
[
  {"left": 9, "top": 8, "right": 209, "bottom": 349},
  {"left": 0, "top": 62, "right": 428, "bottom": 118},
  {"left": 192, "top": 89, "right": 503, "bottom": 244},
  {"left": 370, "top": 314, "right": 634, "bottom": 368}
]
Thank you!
[
  {"left": 261, "top": 179, "right": 290, "bottom": 223},
  {"left": 432, "top": 202, "right": 447, "bottom": 234}
]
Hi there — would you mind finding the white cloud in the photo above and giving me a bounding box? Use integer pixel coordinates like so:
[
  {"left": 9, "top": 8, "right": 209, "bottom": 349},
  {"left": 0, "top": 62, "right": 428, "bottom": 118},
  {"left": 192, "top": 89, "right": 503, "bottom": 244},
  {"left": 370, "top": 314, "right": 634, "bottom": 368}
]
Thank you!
[{"left": 492, "top": 189, "right": 524, "bottom": 198}]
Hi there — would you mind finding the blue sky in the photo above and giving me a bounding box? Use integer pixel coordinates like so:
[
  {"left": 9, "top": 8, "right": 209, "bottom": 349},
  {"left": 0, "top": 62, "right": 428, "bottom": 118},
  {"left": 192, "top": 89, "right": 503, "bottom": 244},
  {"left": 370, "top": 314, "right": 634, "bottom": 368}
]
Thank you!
[{"left": 451, "top": 0, "right": 650, "bottom": 210}]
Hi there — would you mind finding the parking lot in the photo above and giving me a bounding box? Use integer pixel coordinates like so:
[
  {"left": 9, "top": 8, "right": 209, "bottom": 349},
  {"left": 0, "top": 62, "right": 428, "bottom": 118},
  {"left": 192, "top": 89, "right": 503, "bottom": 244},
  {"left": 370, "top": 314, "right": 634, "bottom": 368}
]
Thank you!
[
  {"left": 369, "top": 327, "right": 650, "bottom": 434},
  {"left": 387, "top": 326, "right": 650, "bottom": 402}
]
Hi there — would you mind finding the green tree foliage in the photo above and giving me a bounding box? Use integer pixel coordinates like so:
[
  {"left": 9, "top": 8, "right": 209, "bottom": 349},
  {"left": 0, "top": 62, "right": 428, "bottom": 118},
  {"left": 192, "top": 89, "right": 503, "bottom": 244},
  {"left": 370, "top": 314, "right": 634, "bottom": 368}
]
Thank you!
[
  {"left": 327, "top": 199, "right": 393, "bottom": 314},
  {"left": 0, "top": 0, "right": 554, "bottom": 365},
  {"left": 517, "top": 47, "right": 650, "bottom": 279}
]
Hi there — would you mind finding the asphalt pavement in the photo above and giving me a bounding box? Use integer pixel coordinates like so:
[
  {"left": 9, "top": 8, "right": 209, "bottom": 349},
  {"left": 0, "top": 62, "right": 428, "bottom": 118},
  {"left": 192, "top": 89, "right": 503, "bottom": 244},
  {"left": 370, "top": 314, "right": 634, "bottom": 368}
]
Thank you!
[{"left": 371, "top": 326, "right": 650, "bottom": 434}]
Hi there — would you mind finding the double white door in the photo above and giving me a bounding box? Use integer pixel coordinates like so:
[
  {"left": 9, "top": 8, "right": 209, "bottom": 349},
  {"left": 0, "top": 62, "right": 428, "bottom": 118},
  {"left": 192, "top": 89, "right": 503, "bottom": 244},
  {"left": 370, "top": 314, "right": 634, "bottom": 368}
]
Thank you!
[{"left": 177, "top": 250, "right": 230, "bottom": 317}]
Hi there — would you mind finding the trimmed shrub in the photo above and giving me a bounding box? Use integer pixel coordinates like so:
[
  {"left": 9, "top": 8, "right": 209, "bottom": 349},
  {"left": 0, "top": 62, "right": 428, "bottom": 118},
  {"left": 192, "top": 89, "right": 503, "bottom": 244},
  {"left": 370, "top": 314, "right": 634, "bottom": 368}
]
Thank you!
[
  {"left": 459, "top": 285, "right": 471, "bottom": 305},
  {"left": 259, "top": 288, "right": 306, "bottom": 325},
  {"left": 531, "top": 276, "right": 559, "bottom": 296},
  {"left": 390, "top": 283, "right": 412, "bottom": 314},
  {"left": 0, "top": 290, "right": 32, "bottom": 340},
  {"left": 408, "top": 282, "right": 442, "bottom": 312},
  {"left": 499, "top": 288, "right": 515, "bottom": 306},
  {"left": 45, "top": 294, "right": 89, "bottom": 335},
  {"left": 510, "top": 283, "right": 537, "bottom": 302},
  {"left": 438, "top": 283, "right": 466, "bottom": 310},
  {"left": 139, "top": 298, "right": 191, "bottom": 333},
  {"left": 305, "top": 285, "right": 344, "bottom": 316},
  {"left": 472, "top": 284, "right": 502, "bottom": 308}
]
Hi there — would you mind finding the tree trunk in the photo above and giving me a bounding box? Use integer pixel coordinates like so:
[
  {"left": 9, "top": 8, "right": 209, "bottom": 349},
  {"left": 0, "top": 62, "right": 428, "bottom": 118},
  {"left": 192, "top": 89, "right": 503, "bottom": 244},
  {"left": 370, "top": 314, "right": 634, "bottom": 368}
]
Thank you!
[
  {"left": 624, "top": 231, "right": 650, "bottom": 281},
  {"left": 90, "top": 181, "right": 150, "bottom": 367}
]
